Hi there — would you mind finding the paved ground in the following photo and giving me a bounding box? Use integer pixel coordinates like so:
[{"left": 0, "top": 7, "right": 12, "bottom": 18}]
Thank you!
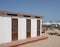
[{"left": 18, "top": 29, "right": 60, "bottom": 47}]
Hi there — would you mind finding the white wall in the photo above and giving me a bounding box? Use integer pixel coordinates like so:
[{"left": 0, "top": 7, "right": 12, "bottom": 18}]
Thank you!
[
  {"left": 0, "top": 17, "right": 4, "bottom": 43},
  {"left": 40, "top": 19, "right": 42, "bottom": 36},
  {"left": 31, "top": 19, "right": 37, "bottom": 37},
  {"left": 18, "top": 18, "right": 26, "bottom": 40},
  {"left": 0, "top": 16, "right": 11, "bottom": 44}
]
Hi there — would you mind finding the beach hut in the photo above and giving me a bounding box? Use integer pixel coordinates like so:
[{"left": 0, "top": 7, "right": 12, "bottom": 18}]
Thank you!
[{"left": 0, "top": 10, "right": 43, "bottom": 44}]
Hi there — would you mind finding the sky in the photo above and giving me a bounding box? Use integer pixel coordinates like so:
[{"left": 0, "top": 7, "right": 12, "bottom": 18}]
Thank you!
[{"left": 0, "top": 0, "right": 60, "bottom": 22}]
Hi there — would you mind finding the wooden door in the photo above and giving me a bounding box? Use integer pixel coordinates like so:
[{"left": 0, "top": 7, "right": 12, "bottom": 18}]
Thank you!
[
  {"left": 37, "top": 20, "right": 40, "bottom": 36},
  {"left": 12, "top": 18, "right": 18, "bottom": 41},
  {"left": 26, "top": 19, "right": 31, "bottom": 38}
]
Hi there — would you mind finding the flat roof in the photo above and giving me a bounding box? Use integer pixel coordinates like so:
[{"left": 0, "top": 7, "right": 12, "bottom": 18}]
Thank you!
[{"left": 0, "top": 10, "right": 44, "bottom": 18}]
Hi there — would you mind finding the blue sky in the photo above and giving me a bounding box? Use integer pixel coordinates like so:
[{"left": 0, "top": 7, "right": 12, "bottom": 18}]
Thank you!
[{"left": 0, "top": 0, "right": 60, "bottom": 21}]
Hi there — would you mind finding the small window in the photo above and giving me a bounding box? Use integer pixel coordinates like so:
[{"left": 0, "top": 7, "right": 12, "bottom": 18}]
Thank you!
[
  {"left": 35, "top": 16, "right": 40, "bottom": 18},
  {"left": 23, "top": 15, "right": 31, "bottom": 17},
  {"left": 7, "top": 13, "right": 17, "bottom": 16}
]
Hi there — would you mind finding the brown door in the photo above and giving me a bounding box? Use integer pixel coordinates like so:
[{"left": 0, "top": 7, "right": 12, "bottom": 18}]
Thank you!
[
  {"left": 12, "top": 18, "right": 18, "bottom": 41},
  {"left": 37, "top": 20, "right": 40, "bottom": 36},
  {"left": 26, "top": 19, "right": 31, "bottom": 38}
]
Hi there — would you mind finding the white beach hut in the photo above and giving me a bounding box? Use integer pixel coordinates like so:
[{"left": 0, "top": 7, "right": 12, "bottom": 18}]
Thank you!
[{"left": 0, "top": 10, "right": 43, "bottom": 44}]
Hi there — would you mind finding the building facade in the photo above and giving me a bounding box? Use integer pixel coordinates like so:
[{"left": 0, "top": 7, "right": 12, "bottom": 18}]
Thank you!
[{"left": 0, "top": 10, "right": 43, "bottom": 44}]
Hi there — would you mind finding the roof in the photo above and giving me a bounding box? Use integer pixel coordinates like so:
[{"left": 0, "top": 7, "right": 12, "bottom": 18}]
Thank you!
[{"left": 0, "top": 10, "right": 44, "bottom": 18}]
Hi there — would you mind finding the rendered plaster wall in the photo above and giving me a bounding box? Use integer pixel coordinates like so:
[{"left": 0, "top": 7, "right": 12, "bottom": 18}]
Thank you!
[
  {"left": 18, "top": 18, "right": 26, "bottom": 40},
  {"left": 0, "top": 16, "right": 11, "bottom": 44},
  {"left": 31, "top": 19, "right": 37, "bottom": 37}
]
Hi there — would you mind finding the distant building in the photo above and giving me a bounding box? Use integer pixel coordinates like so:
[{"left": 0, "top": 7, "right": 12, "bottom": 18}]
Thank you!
[{"left": 43, "top": 21, "right": 60, "bottom": 27}]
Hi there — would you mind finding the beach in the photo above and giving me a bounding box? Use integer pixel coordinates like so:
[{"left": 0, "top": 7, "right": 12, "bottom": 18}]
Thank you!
[{"left": 19, "top": 29, "right": 60, "bottom": 47}]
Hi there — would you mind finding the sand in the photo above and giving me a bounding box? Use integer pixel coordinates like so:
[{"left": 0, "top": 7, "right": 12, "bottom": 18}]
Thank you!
[{"left": 18, "top": 29, "right": 60, "bottom": 47}]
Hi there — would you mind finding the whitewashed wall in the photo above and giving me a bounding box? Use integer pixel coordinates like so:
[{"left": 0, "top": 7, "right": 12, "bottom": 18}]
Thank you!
[
  {"left": 18, "top": 18, "right": 26, "bottom": 40},
  {"left": 40, "top": 19, "right": 42, "bottom": 36},
  {"left": 0, "top": 16, "right": 11, "bottom": 44},
  {"left": 31, "top": 19, "right": 37, "bottom": 37},
  {"left": 0, "top": 17, "right": 3, "bottom": 44}
]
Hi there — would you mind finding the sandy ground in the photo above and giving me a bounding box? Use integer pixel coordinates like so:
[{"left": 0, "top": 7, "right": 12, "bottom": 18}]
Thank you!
[{"left": 18, "top": 29, "right": 60, "bottom": 47}]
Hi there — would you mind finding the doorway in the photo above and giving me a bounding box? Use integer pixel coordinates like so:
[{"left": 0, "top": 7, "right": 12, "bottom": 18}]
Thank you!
[
  {"left": 12, "top": 18, "right": 18, "bottom": 41},
  {"left": 26, "top": 19, "right": 31, "bottom": 38},
  {"left": 37, "top": 20, "right": 40, "bottom": 36}
]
